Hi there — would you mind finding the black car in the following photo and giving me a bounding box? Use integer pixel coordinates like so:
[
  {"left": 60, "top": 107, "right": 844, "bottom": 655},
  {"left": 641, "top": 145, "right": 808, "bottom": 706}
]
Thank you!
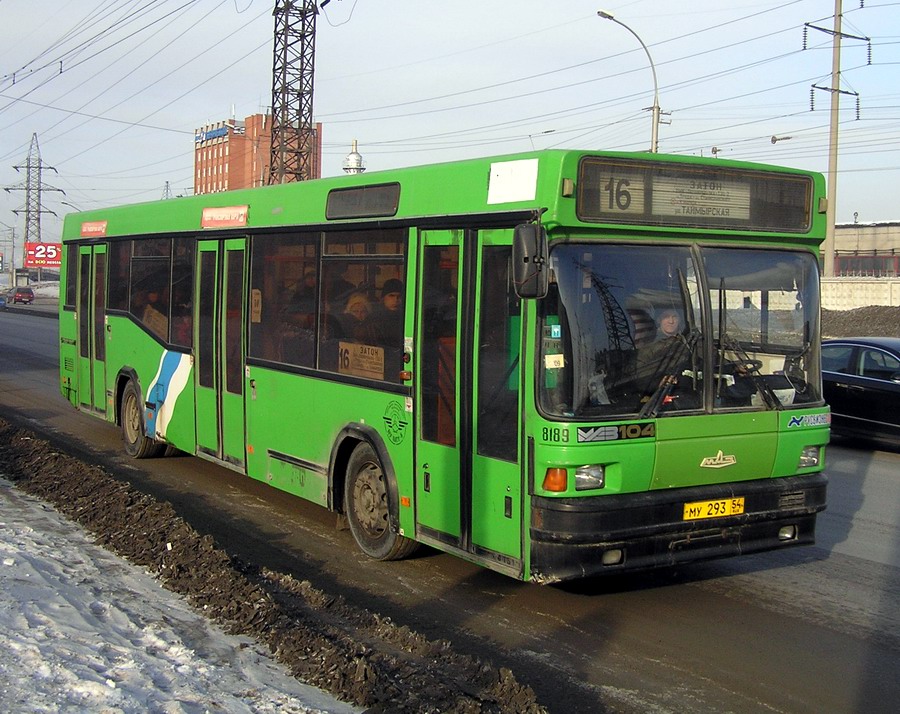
[
  {"left": 821, "top": 337, "right": 900, "bottom": 447},
  {"left": 6, "top": 286, "right": 35, "bottom": 304}
]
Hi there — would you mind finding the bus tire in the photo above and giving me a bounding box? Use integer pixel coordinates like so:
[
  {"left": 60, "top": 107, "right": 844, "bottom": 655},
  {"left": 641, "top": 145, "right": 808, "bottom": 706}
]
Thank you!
[
  {"left": 344, "top": 442, "right": 417, "bottom": 561},
  {"left": 120, "top": 380, "right": 163, "bottom": 459}
]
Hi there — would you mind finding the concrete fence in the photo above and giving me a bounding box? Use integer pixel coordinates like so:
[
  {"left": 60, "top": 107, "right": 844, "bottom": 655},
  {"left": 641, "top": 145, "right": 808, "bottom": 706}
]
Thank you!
[{"left": 820, "top": 278, "right": 900, "bottom": 310}]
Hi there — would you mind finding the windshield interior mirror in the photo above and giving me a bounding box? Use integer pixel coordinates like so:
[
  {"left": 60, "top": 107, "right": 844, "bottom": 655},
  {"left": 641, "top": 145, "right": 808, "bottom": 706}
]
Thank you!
[{"left": 512, "top": 223, "right": 549, "bottom": 299}]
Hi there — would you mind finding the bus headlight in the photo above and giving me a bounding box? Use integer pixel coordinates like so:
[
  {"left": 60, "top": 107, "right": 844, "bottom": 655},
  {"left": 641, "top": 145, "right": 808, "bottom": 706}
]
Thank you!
[
  {"left": 575, "top": 464, "right": 605, "bottom": 491},
  {"left": 798, "top": 446, "right": 820, "bottom": 469}
]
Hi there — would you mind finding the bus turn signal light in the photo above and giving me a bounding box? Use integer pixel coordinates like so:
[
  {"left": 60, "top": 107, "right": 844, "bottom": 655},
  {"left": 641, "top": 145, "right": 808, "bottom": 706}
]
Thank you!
[{"left": 542, "top": 468, "right": 567, "bottom": 492}]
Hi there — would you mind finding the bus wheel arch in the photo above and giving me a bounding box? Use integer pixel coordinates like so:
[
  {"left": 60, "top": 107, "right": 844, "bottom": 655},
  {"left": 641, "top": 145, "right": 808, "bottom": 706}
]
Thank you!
[
  {"left": 117, "top": 371, "right": 163, "bottom": 459},
  {"left": 331, "top": 426, "right": 417, "bottom": 561}
]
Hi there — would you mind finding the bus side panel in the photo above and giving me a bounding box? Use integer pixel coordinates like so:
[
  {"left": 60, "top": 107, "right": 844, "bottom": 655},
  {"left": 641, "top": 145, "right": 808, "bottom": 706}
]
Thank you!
[
  {"left": 244, "top": 367, "right": 414, "bottom": 519},
  {"left": 104, "top": 317, "right": 196, "bottom": 448},
  {"left": 149, "top": 354, "right": 196, "bottom": 452},
  {"left": 59, "top": 309, "right": 80, "bottom": 407}
]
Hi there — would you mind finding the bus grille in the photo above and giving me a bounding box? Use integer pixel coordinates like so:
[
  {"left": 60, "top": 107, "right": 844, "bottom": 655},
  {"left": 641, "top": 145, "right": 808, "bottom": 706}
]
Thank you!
[{"left": 778, "top": 492, "right": 806, "bottom": 510}]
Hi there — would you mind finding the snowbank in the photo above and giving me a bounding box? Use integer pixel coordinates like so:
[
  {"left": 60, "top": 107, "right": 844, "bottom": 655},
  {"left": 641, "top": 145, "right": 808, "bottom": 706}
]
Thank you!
[{"left": 0, "top": 479, "right": 359, "bottom": 714}]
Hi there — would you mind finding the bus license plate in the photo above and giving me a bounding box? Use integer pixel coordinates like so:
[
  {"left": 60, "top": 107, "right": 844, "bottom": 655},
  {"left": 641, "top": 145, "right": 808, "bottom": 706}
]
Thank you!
[{"left": 682, "top": 497, "right": 745, "bottom": 521}]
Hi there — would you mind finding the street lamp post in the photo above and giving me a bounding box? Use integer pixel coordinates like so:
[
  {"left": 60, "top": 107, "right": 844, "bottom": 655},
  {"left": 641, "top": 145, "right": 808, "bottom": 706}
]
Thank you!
[{"left": 598, "top": 10, "right": 661, "bottom": 153}]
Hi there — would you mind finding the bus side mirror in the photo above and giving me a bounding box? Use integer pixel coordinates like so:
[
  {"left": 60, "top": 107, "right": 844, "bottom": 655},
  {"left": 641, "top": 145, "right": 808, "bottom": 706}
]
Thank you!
[{"left": 512, "top": 223, "right": 548, "bottom": 299}]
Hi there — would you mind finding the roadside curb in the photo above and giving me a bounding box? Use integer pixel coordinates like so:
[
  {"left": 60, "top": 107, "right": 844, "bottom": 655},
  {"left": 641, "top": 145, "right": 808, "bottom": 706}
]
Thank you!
[{"left": 1, "top": 304, "right": 58, "bottom": 320}]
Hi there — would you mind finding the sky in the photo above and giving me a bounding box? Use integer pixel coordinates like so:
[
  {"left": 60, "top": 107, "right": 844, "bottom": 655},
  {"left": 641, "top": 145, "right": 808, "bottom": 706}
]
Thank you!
[
  {"left": 0, "top": 475, "right": 360, "bottom": 713},
  {"left": 0, "top": 0, "right": 898, "bottom": 260}
]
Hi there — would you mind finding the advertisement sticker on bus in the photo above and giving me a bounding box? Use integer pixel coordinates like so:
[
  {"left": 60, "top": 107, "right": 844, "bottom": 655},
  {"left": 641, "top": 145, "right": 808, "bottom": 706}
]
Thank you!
[
  {"left": 486, "top": 158, "right": 538, "bottom": 204},
  {"left": 201, "top": 205, "right": 249, "bottom": 228},
  {"left": 80, "top": 220, "right": 108, "bottom": 237}
]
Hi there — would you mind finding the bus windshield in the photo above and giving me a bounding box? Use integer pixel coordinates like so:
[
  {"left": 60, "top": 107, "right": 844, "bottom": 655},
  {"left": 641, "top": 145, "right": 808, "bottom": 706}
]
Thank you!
[{"left": 538, "top": 243, "right": 821, "bottom": 419}]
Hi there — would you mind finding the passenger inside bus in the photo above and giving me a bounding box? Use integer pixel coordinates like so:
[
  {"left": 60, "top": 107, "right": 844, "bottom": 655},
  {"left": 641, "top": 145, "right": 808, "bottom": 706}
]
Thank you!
[
  {"left": 280, "top": 293, "right": 316, "bottom": 366},
  {"left": 372, "top": 279, "right": 404, "bottom": 346},
  {"left": 372, "top": 278, "right": 405, "bottom": 378},
  {"left": 341, "top": 291, "right": 376, "bottom": 343},
  {"left": 298, "top": 267, "right": 317, "bottom": 300},
  {"left": 170, "top": 279, "right": 192, "bottom": 347},
  {"left": 140, "top": 288, "right": 168, "bottom": 341},
  {"left": 326, "top": 270, "right": 356, "bottom": 315}
]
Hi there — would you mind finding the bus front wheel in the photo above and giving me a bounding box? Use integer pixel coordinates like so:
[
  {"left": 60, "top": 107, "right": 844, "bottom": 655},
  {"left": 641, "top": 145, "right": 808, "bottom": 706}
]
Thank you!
[
  {"left": 120, "top": 381, "right": 163, "bottom": 459},
  {"left": 344, "top": 443, "right": 417, "bottom": 561}
]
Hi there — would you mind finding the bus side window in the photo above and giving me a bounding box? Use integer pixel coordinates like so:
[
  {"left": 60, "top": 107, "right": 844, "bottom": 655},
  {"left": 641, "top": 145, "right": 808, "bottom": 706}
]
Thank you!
[
  {"left": 248, "top": 232, "right": 318, "bottom": 368},
  {"left": 129, "top": 240, "right": 171, "bottom": 343},
  {"left": 170, "top": 237, "right": 194, "bottom": 349},
  {"left": 421, "top": 245, "right": 458, "bottom": 446},
  {"left": 107, "top": 240, "right": 131, "bottom": 312},
  {"left": 477, "top": 246, "right": 520, "bottom": 461}
]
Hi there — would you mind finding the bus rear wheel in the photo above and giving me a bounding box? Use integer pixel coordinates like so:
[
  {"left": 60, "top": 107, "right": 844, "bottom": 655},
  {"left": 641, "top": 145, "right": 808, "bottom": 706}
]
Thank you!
[
  {"left": 120, "top": 380, "right": 163, "bottom": 459},
  {"left": 344, "top": 443, "right": 417, "bottom": 561}
]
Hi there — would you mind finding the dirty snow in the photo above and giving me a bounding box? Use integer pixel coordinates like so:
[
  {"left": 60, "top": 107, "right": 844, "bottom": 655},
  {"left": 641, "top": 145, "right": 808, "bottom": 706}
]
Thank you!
[{"left": 0, "top": 478, "right": 360, "bottom": 714}]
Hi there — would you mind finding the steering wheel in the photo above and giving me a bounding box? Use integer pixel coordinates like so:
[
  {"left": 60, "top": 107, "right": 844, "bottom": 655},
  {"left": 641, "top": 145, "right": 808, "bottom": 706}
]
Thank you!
[{"left": 716, "top": 359, "right": 763, "bottom": 375}]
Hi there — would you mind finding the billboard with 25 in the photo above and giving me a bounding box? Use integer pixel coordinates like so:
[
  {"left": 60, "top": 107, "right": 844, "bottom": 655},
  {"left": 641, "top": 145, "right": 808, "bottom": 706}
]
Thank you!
[{"left": 24, "top": 242, "right": 62, "bottom": 268}]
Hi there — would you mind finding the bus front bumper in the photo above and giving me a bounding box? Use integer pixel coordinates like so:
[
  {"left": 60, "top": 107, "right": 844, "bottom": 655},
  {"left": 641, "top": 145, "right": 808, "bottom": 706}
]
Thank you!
[{"left": 528, "top": 473, "right": 827, "bottom": 584}]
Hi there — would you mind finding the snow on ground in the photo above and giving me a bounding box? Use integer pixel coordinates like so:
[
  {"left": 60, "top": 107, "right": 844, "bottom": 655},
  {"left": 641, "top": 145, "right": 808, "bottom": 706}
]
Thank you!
[
  {"left": 30, "top": 282, "right": 60, "bottom": 299},
  {"left": 0, "top": 478, "right": 360, "bottom": 714}
]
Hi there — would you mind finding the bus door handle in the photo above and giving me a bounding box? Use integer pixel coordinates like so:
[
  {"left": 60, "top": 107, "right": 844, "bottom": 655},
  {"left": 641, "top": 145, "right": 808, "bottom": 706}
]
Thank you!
[
  {"left": 422, "top": 463, "right": 431, "bottom": 492},
  {"left": 250, "top": 379, "right": 257, "bottom": 400}
]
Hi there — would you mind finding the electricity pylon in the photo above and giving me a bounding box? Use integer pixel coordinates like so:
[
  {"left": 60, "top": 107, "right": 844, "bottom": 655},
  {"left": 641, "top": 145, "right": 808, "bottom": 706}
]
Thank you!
[
  {"left": 5, "top": 133, "right": 64, "bottom": 245},
  {"left": 269, "top": 0, "right": 319, "bottom": 184}
]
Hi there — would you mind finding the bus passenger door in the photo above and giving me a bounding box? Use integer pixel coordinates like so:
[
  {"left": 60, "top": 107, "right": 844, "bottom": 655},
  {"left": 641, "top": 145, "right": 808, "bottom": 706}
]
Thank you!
[
  {"left": 416, "top": 230, "right": 523, "bottom": 571},
  {"left": 470, "top": 239, "right": 522, "bottom": 565},
  {"left": 416, "top": 231, "right": 463, "bottom": 544},
  {"left": 195, "top": 239, "right": 247, "bottom": 469},
  {"left": 75, "top": 244, "right": 108, "bottom": 415}
]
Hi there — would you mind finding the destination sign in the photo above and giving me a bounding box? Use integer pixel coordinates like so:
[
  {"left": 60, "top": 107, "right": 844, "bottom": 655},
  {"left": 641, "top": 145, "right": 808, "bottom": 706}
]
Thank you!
[
  {"left": 577, "top": 157, "right": 813, "bottom": 232},
  {"left": 338, "top": 341, "right": 384, "bottom": 381},
  {"left": 652, "top": 176, "right": 750, "bottom": 221}
]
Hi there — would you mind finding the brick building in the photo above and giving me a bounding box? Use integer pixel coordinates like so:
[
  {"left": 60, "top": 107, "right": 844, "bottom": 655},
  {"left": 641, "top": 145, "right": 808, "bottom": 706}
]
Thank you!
[{"left": 193, "top": 114, "right": 322, "bottom": 195}]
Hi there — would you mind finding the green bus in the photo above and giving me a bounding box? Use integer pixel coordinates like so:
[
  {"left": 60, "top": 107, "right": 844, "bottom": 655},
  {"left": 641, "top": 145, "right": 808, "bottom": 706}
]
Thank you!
[{"left": 59, "top": 150, "right": 829, "bottom": 583}]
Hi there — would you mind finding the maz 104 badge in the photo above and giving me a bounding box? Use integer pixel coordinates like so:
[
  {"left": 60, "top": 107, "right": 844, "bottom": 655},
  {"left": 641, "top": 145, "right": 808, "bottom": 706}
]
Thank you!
[{"left": 577, "top": 423, "right": 656, "bottom": 443}]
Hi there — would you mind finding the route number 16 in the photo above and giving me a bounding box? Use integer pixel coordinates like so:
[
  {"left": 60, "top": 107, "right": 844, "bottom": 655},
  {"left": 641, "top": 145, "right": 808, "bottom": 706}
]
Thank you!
[{"left": 603, "top": 177, "right": 632, "bottom": 211}]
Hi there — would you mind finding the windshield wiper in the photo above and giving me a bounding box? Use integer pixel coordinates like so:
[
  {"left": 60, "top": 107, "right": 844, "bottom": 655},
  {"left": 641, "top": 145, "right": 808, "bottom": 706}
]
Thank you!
[
  {"left": 719, "top": 333, "right": 782, "bottom": 410},
  {"left": 714, "top": 277, "right": 782, "bottom": 411},
  {"left": 638, "top": 328, "right": 700, "bottom": 419}
]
